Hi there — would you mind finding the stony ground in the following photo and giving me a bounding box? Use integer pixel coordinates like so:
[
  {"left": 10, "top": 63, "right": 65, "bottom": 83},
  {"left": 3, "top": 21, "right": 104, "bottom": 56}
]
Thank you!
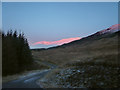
[
  {"left": 38, "top": 64, "right": 120, "bottom": 88},
  {"left": 56, "top": 65, "right": 119, "bottom": 88}
]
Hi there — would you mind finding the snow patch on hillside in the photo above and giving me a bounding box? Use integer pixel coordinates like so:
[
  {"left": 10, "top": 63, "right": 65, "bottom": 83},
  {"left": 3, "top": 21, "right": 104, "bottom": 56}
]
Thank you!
[{"left": 98, "top": 24, "right": 120, "bottom": 34}]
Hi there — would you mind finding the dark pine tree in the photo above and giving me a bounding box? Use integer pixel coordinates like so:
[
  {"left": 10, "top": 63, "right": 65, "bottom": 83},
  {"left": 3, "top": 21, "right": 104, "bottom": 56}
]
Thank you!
[{"left": 2, "top": 30, "right": 33, "bottom": 76}]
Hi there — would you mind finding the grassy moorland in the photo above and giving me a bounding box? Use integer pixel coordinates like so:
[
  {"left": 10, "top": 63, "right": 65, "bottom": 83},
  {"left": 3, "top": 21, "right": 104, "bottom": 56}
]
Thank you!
[
  {"left": 32, "top": 32, "right": 119, "bottom": 66},
  {"left": 33, "top": 31, "right": 119, "bottom": 88}
]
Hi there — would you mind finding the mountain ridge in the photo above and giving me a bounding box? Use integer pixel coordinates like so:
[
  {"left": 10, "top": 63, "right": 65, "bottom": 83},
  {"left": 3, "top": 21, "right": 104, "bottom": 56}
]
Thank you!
[{"left": 32, "top": 24, "right": 119, "bottom": 50}]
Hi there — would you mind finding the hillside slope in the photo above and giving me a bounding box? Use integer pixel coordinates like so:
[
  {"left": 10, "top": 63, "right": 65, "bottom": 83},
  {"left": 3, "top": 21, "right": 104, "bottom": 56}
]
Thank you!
[{"left": 32, "top": 30, "right": 119, "bottom": 66}]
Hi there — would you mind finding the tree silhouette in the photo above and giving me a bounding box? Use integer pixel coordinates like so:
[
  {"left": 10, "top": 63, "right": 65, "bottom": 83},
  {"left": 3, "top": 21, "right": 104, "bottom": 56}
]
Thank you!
[{"left": 2, "top": 30, "right": 33, "bottom": 76}]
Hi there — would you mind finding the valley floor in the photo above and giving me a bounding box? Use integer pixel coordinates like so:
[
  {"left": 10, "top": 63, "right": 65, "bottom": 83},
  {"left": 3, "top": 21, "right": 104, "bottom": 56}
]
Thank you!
[{"left": 3, "top": 59, "right": 119, "bottom": 88}]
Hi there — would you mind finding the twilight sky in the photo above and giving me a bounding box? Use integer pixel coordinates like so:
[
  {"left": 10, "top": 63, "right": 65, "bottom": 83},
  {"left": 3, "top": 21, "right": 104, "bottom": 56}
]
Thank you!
[{"left": 2, "top": 2, "right": 118, "bottom": 48}]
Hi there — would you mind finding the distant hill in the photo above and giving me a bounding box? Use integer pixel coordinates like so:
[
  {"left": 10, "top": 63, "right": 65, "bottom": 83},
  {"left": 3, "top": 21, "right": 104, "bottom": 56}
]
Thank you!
[{"left": 32, "top": 24, "right": 119, "bottom": 65}]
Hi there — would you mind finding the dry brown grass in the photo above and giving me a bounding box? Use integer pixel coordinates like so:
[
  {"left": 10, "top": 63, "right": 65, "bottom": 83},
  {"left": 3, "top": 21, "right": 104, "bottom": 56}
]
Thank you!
[{"left": 32, "top": 35, "right": 118, "bottom": 66}]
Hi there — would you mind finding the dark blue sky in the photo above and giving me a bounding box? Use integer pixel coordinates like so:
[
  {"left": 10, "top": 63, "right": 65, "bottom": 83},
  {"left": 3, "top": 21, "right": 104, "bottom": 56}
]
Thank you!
[{"left": 2, "top": 2, "right": 118, "bottom": 48}]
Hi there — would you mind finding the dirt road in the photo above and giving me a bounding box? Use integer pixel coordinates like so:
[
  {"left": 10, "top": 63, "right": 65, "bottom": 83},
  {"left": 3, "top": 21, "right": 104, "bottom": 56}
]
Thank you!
[{"left": 2, "top": 61, "right": 57, "bottom": 89}]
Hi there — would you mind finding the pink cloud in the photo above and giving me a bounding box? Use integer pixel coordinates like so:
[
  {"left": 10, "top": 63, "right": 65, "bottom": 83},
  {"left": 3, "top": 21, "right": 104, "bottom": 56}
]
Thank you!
[{"left": 32, "top": 37, "right": 81, "bottom": 45}]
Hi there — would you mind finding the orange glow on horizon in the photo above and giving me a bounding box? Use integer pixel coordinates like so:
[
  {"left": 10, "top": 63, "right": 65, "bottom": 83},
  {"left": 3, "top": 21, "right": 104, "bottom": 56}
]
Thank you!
[{"left": 32, "top": 37, "right": 81, "bottom": 45}]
